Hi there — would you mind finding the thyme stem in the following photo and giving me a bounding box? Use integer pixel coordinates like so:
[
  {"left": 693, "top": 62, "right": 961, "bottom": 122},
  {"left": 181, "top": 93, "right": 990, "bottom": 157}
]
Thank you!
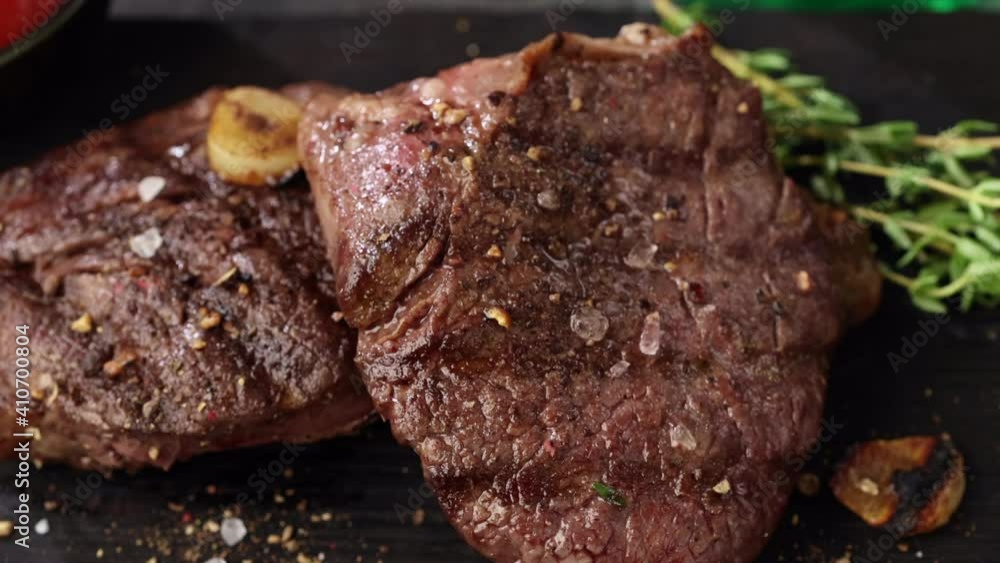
[
  {"left": 793, "top": 157, "right": 1000, "bottom": 209},
  {"left": 709, "top": 46, "right": 804, "bottom": 108},
  {"left": 651, "top": 0, "right": 694, "bottom": 30},
  {"left": 652, "top": 0, "right": 804, "bottom": 108},
  {"left": 652, "top": 0, "right": 1000, "bottom": 312},
  {"left": 850, "top": 207, "right": 961, "bottom": 246},
  {"left": 877, "top": 264, "right": 916, "bottom": 289},
  {"left": 914, "top": 135, "right": 1000, "bottom": 150},
  {"left": 788, "top": 126, "right": 1000, "bottom": 151}
]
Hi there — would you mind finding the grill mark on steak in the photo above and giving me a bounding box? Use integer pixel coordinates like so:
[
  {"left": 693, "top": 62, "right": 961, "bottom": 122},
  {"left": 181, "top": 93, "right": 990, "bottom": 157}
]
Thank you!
[
  {"left": 0, "top": 84, "right": 373, "bottom": 471},
  {"left": 302, "top": 25, "right": 881, "bottom": 563},
  {"left": 700, "top": 70, "right": 721, "bottom": 244},
  {"left": 762, "top": 272, "right": 782, "bottom": 351}
]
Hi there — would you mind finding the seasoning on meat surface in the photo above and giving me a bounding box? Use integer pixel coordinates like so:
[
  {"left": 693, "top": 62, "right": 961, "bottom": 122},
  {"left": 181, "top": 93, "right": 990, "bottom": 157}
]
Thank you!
[
  {"left": 0, "top": 85, "right": 372, "bottom": 471},
  {"left": 301, "top": 23, "right": 881, "bottom": 563}
]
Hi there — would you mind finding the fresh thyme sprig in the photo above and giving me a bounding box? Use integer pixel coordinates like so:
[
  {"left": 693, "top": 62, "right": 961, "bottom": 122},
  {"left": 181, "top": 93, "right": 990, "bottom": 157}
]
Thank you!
[
  {"left": 592, "top": 481, "right": 628, "bottom": 508},
  {"left": 653, "top": 0, "right": 1000, "bottom": 313}
]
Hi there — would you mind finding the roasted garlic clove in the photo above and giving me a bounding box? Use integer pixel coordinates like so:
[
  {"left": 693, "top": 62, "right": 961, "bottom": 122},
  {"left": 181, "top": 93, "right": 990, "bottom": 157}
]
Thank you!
[
  {"left": 831, "top": 434, "right": 965, "bottom": 536},
  {"left": 207, "top": 86, "right": 302, "bottom": 187}
]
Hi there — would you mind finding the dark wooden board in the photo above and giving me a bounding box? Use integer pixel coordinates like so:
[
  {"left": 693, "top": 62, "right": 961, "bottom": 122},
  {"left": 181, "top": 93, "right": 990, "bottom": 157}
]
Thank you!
[{"left": 1, "top": 8, "right": 999, "bottom": 563}]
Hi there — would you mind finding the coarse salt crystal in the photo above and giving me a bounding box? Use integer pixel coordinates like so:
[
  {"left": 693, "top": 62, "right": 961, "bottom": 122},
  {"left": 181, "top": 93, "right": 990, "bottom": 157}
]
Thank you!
[
  {"left": 608, "top": 359, "right": 630, "bottom": 378},
  {"left": 137, "top": 176, "right": 166, "bottom": 202},
  {"left": 536, "top": 189, "right": 561, "bottom": 210},
  {"left": 220, "top": 517, "right": 247, "bottom": 546},
  {"left": 670, "top": 424, "right": 698, "bottom": 451},
  {"left": 639, "top": 311, "right": 661, "bottom": 356},
  {"left": 129, "top": 227, "right": 163, "bottom": 258},
  {"left": 418, "top": 78, "right": 446, "bottom": 104},
  {"left": 624, "top": 243, "right": 658, "bottom": 269},
  {"left": 570, "top": 306, "right": 609, "bottom": 342}
]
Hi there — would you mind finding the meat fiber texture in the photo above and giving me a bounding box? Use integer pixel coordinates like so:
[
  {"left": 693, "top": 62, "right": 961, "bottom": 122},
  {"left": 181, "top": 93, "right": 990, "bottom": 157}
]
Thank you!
[
  {"left": 301, "top": 24, "right": 880, "bottom": 563},
  {"left": 0, "top": 84, "right": 372, "bottom": 471}
]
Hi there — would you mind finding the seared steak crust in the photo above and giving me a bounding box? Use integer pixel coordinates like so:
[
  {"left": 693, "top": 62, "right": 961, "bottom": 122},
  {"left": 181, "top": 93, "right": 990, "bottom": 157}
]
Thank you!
[
  {"left": 0, "top": 86, "right": 372, "bottom": 471},
  {"left": 302, "top": 25, "right": 879, "bottom": 563}
]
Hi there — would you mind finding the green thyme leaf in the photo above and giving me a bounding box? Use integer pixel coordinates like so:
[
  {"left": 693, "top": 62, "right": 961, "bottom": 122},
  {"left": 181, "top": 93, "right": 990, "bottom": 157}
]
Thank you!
[
  {"left": 655, "top": 0, "right": 1000, "bottom": 313},
  {"left": 779, "top": 74, "right": 824, "bottom": 90},
  {"left": 847, "top": 121, "right": 918, "bottom": 147},
  {"left": 945, "top": 119, "right": 999, "bottom": 136},
  {"left": 742, "top": 49, "right": 791, "bottom": 73},
  {"left": 912, "top": 294, "right": 948, "bottom": 314},
  {"left": 592, "top": 482, "right": 627, "bottom": 508},
  {"left": 975, "top": 227, "right": 1000, "bottom": 252}
]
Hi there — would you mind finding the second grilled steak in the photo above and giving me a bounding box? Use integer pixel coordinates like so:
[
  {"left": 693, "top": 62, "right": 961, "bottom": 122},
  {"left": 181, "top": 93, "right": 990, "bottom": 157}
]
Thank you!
[
  {"left": 301, "top": 24, "right": 880, "bottom": 563},
  {"left": 0, "top": 85, "right": 373, "bottom": 471}
]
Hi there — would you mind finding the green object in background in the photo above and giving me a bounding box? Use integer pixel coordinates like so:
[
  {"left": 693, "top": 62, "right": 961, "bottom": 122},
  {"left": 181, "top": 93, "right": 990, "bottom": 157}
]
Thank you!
[
  {"left": 692, "top": 0, "right": 1000, "bottom": 11},
  {"left": 656, "top": 0, "right": 1000, "bottom": 314}
]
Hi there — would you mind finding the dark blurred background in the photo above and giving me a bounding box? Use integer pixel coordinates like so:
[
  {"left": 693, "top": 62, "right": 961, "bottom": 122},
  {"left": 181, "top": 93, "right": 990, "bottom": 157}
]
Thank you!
[{"left": 108, "top": 0, "right": 1000, "bottom": 16}]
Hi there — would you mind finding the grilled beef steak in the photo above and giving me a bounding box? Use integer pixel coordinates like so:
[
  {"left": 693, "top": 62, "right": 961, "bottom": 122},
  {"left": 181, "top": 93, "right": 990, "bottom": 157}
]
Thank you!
[
  {"left": 301, "top": 25, "right": 880, "bottom": 562},
  {"left": 0, "top": 85, "right": 372, "bottom": 471}
]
